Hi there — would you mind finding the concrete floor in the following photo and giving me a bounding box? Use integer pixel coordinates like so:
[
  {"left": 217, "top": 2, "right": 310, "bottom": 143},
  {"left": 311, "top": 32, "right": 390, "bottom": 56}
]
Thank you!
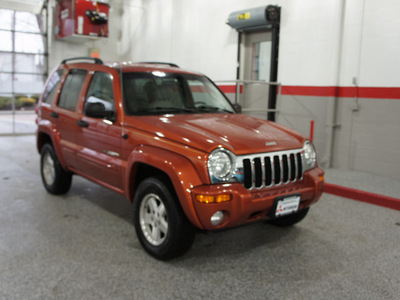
[
  {"left": 0, "top": 113, "right": 37, "bottom": 135},
  {"left": 1, "top": 136, "right": 399, "bottom": 300}
]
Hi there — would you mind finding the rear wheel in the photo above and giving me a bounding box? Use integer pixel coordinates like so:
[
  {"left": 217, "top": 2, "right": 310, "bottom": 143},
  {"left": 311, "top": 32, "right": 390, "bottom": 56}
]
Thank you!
[
  {"left": 268, "top": 207, "right": 310, "bottom": 227},
  {"left": 40, "top": 144, "right": 72, "bottom": 195},
  {"left": 133, "top": 177, "right": 196, "bottom": 260}
]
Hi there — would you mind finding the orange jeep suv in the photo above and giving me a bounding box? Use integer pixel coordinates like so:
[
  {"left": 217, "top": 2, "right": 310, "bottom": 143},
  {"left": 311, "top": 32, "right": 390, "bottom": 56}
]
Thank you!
[{"left": 36, "top": 57, "right": 324, "bottom": 260}]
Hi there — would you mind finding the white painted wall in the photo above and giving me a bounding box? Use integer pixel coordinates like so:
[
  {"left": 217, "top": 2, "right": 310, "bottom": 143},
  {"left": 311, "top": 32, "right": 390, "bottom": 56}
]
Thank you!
[
  {"left": 124, "top": 0, "right": 400, "bottom": 88},
  {"left": 127, "top": 0, "right": 344, "bottom": 85},
  {"left": 47, "top": 0, "right": 400, "bottom": 88},
  {"left": 45, "top": 0, "right": 400, "bottom": 180},
  {"left": 342, "top": 0, "right": 400, "bottom": 87}
]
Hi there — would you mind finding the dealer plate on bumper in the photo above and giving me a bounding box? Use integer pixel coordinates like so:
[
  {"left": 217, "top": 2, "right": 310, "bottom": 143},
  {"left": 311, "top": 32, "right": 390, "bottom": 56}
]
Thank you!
[{"left": 274, "top": 194, "right": 301, "bottom": 217}]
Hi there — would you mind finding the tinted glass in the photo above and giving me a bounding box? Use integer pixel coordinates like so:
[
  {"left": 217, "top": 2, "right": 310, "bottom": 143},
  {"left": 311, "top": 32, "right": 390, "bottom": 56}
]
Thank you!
[
  {"left": 84, "top": 72, "right": 115, "bottom": 113},
  {"left": 58, "top": 69, "right": 87, "bottom": 111},
  {"left": 123, "top": 72, "right": 234, "bottom": 115},
  {"left": 43, "top": 69, "right": 64, "bottom": 104}
]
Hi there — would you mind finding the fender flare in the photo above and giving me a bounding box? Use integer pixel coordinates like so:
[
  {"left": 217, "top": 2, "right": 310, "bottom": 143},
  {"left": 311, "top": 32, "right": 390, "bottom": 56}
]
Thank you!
[
  {"left": 125, "top": 144, "right": 204, "bottom": 229},
  {"left": 37, "top": 123, "right": 67, "bottom": 168}
]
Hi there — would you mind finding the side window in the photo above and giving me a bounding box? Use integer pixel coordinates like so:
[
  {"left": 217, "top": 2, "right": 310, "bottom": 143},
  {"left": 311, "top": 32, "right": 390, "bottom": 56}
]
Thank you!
[
  {"left": 84, "top": 72, "right": 115, "bottom": 114},
  {"left": 58, "top": 69, "right": 88, "bottom": 111},
  {"left": 43, "top": 69, "right": 65, "bottom": 104}
]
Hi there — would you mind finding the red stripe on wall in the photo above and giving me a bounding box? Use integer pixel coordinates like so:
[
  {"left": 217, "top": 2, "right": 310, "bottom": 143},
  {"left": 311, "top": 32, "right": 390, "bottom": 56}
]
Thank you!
[
  {"left": 280, "top": 86, "right": 338, "bottom": 97},
  {"left": 218, "top": 84, "right": 400, "bottom": 99},
  {"left": 218, "top": 85, "right": 243, "bottom": 94},
  {"left": 280, "top": 86, "right": 400, "bottom": 99},
  {"left": 357, "top": 87, "right": 400, "bottom": 99}
]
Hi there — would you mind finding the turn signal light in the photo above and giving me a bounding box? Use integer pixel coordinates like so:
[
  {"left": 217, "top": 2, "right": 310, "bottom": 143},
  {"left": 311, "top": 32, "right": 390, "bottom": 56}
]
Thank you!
[
  {"left": 196, "top": 194, "right": 232, "bottom": 203},
  {"left": 216, "top": 194, "right": 231, "bottom": 203}
]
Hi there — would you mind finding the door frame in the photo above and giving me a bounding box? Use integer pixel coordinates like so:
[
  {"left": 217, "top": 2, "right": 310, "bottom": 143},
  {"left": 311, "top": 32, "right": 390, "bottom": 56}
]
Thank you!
[{"left": 235, "top": 7, "right": 280, "bottom": 121}]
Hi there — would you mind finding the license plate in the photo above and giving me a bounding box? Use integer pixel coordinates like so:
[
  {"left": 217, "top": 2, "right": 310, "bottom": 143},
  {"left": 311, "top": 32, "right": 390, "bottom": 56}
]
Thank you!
[{"left": 274, "top": 194, "right": 301, "bottom": 217}]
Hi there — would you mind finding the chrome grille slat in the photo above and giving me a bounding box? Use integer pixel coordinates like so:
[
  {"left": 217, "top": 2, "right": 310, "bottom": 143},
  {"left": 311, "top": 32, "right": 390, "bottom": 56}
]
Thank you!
[{"left": 238, "top": 149, "right": 304, "bottom": 190}]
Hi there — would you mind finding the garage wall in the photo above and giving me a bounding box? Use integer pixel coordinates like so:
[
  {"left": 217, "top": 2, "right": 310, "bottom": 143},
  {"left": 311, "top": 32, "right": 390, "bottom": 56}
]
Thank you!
[{"left": 46, "top": 0, "right": 400, "bottom": 181}]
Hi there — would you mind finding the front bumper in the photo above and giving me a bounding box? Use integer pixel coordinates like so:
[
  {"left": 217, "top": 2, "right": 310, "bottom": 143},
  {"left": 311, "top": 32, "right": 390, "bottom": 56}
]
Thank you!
[{"left": 191, "top": 167, "right": 324, "bottom": 230}]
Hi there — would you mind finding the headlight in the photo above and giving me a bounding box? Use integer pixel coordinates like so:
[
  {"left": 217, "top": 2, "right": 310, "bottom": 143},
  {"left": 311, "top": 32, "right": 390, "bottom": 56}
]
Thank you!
[
  {"left": 208, "top": 148, "right": 237, "bottom": 183},
  {"left": 303, "top": 141, "right": 316, "bottom": 170}
]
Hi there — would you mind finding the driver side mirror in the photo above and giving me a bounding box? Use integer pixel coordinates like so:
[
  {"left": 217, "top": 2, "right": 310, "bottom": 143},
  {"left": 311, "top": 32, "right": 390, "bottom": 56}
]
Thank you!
[
  {"left": 233, "top": 103, "right": 242, "bottom": 113},
  {"left": 85, "top": 101, "right": 116, "bottom": 122}
]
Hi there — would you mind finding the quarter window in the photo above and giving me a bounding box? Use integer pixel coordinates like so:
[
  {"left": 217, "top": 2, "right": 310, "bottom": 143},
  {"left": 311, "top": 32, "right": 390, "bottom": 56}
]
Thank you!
[{"left": 43, "top": 69, "right": 64, "bottom": 104}]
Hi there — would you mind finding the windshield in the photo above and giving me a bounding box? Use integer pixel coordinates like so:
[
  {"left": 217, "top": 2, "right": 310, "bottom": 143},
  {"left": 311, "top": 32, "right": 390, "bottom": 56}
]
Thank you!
[{"left": 123, "top": 72, "right": 236, "bottom": 115}]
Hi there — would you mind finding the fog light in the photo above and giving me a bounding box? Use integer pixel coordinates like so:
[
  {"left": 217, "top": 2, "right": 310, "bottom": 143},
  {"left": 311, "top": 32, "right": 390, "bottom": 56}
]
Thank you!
[{"left": 210, "top": 211, "right": 224, "bottom": 226}]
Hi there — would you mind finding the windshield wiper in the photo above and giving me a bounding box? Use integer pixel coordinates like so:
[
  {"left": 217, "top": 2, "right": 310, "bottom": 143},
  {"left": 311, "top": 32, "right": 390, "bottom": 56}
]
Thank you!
[
  {"left": 195, "top": 105, "right": 233, "bottom": 113},
  {"left": 148, "top": 107, "right": 196, "bottom": 114}
]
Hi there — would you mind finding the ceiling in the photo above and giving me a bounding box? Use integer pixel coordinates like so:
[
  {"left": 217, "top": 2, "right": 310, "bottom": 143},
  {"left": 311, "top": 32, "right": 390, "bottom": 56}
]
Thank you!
[{"left": 0, "top": 0, "right": 46, "bottom": 14}]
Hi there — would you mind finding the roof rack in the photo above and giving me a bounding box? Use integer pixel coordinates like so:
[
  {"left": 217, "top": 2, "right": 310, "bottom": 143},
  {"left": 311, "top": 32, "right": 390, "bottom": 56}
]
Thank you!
[
  {"left": 138, "top": 62, "right": 179, "bottom": 68},
  {"left": 61, "top": 57, "right": 104, "bottom": 65}
]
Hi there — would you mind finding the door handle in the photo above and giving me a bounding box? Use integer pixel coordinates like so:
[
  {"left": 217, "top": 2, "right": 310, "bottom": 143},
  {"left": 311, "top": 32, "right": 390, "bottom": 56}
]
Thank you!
[
  {"left": 50, "top": 112, "right": 59, "bottom": 118},
  {"left": 77, "top": 120, "right": 89, "bottom": 128}
]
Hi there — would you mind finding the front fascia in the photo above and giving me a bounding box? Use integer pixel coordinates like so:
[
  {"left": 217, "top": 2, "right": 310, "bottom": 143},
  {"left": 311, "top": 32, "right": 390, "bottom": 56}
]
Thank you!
[{"left": 192, "top": 167, "right": 324, "bottom": 230}]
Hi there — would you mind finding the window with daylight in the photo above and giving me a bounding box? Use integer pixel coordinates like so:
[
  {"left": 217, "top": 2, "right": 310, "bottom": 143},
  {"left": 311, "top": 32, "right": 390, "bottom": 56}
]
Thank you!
[{"left": 0, "top": 8, "right": 47, "bottom": 134}]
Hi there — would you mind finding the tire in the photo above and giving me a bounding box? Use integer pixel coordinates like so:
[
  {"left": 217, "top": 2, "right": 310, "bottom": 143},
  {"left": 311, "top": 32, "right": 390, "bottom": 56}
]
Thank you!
[
  {"left": 268, "top": 207, "right": 310, "bottom": 227},
  {"left": 40, "top": 143, "right": 72, "bottom": 195},
  {"left": 133, "top": 177, "right": 196, "bottom": 260}
]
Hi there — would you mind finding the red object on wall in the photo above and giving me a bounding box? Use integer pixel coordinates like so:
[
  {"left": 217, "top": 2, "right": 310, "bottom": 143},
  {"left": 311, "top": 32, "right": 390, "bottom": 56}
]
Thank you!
[
  {"left": 309, "top": 120, "right": 314, "bottom": 142},
  {"left": 55, "top": 0, "right": 109, "bottom": 40}
]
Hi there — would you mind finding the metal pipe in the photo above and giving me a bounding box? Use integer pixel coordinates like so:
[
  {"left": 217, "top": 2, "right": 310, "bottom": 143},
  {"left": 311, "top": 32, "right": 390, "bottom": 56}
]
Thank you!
[
  {"left": 11, "top": 11, "right": 16, "bottom": 135},
  {"left": 323, "top": 0, "right": 346, "bottom": 168},
  {"left": 235, "top": 32, "right": 242, "bottom": 105}
]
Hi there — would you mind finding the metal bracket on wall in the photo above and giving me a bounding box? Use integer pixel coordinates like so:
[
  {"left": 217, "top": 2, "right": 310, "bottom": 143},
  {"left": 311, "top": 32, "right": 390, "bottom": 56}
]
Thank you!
[{"left": 327, "top": 123, "right": 342, "bottom": 129}]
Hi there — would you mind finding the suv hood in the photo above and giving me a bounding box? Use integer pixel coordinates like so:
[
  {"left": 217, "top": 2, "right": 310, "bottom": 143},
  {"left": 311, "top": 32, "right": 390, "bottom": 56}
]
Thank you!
[{"left": 126, "top": 114, "right": 306, "bottom": 155}]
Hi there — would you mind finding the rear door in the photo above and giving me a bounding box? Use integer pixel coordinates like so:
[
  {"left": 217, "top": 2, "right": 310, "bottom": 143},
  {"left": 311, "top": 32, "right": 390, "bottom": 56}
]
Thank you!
[{"left": 53, "top": 69, "right": 88, "bottom": 169}]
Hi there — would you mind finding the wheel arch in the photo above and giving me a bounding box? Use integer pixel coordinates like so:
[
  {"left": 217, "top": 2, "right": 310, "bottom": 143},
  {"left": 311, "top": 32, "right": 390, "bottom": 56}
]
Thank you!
[
  {"left": 125, "top": 145, "right": 204, "bottom": 229},
  {"left": 36, "top": 128, "right": 67, "bottom": 168},
  {"left": 37, "top": 131, "right": 53, "bottom": 153}
]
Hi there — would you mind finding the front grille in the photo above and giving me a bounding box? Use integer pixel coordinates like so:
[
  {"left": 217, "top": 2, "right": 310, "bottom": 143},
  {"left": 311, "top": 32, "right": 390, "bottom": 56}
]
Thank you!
[{"left": 238, "top": 150, "right": 304, "bottom": 189}]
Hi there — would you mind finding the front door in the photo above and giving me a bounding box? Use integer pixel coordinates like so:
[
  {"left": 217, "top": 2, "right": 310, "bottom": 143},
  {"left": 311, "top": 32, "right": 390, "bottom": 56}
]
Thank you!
[
  {"left": 241, "top": 31, "right": 272, "bottom": 120},
  {"left": 75, "top": 71, "right": 123, "bottom": 191}
]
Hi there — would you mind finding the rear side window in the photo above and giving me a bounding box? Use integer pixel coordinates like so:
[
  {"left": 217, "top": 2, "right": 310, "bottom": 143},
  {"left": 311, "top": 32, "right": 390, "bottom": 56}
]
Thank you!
[
  {"left": 43, "top": 69, "right": 64, "bottom": 104},
  {"left": 58, "top": 69, "right": 88, "bottom": 111}
]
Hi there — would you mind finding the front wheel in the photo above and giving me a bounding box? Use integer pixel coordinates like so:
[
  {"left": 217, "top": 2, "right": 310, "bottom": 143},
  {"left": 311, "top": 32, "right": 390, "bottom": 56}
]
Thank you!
[
  {"left": 268, "top": 207, "right": 310, "bottom": 227},
  {"left": 133, "top": 177, "right": 196, "bottom": 260},
  {"left": 40, "top": 143, "right": 72, "bottom": 195}
]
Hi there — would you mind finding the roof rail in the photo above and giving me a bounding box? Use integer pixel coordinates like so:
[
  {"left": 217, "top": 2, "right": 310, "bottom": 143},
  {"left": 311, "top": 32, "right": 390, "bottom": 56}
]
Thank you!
[
  {"left": 61, "top": 57, "right": 103, "bottom": 65},
  {"left": 138, "top": 62, "right": 179, "bottom": 68}
]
